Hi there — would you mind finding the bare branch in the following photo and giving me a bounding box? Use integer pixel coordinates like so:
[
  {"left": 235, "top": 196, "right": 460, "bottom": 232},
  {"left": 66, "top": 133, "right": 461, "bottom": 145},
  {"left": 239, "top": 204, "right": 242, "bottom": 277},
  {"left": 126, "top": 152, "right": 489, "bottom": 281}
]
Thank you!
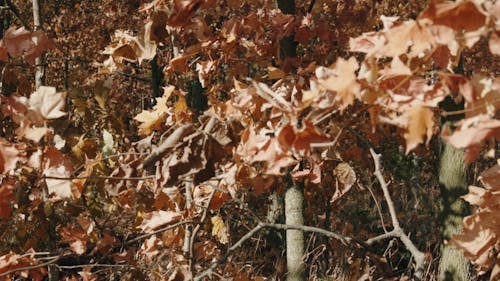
[
  {"left": 125, "top": 220, "right": 194, "bottom": 245},
  {"left": 0, "top": 256, "right": 60, "bottom": 278},
  {"left": 194, "top": 223, "right": 266, "bottom": 281},
  {"left": 142, "top": 124, "right": 192, "bottom": 169},
  {"left": 194, "top": 222, "right": 361, "bottom": 281},
  {"left": 369, "top": 148, "right": 426, "bottom": 280},
  {"left": 43, "top": 175, "right": 155, "bottom": 181}
]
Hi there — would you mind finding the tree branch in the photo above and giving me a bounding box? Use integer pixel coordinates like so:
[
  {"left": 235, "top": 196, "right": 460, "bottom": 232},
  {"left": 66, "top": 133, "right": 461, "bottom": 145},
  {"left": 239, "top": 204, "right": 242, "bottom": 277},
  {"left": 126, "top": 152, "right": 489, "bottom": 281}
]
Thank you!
[
  {"left": 141, "top": 124, "right": 192, "bottom": 169},
  {"left": 369, "top": 148, "right": 426, "bottom": 280},
  {"left": 194, "top": 221, "right": 361, "bottom": 280},
  {"left": 125, "top": 220, "right": 194, "bottom": 245},
  {"left": 0, "top": 256, "right": 60, "bottom": 278}
]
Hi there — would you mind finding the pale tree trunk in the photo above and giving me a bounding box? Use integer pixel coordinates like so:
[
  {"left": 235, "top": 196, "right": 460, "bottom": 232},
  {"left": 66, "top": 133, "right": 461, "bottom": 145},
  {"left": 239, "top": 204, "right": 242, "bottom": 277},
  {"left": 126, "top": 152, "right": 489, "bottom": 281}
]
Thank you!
[
  {"left": 438, "top": 59, "right": 470, "bottom": 280},
  {"left": 285, "top": 185, "right": 305, "bottom": 281},
  {"left": 275, "top": 0, "right": 305, "bottom": 280},
  {"left": 438, "top": 135, "right": 469, "bottom": 281},
  {"left": 32, "top": 0, "right": 43, "bottom": 88}
]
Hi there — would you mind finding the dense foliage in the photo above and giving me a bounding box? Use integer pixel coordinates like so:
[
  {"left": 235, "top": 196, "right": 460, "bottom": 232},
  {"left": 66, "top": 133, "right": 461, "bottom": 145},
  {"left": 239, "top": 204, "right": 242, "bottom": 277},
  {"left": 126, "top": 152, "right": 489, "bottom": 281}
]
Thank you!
[{"left": 0, "top": 0, "right": 498, "bottom": 280}]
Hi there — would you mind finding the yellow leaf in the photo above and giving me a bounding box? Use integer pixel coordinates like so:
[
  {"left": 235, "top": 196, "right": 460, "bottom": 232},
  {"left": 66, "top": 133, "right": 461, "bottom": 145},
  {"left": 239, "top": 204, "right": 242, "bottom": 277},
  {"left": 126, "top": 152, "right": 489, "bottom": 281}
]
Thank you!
[
  {"left": 134, "top": 94, "right": 169, "bottom": 135},
  {"left": 211, "top": 215, "right": 229, "bottom": 244}
]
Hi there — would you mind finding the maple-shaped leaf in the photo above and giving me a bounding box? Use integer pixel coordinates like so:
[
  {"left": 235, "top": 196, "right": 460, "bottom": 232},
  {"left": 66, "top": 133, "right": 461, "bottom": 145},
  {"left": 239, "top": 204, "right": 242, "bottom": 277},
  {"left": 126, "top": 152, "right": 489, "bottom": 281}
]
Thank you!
[
  {"left": 138, "top": 210, "right": 181, "bottom": 233},
  {"left": 42, "top": 147, "right": 74, "bottom": 201},
  {"left": 277, "top": 121, "right": 329, "bottom": 154},
  {"left": 0, "top": 138, "right": 24, "bottom": 175},
  {"left": 29, "top": 86, "right": 67, "bottom": 119},
  {"left": 134, "top": 86, "right": 173, "bottom": 135},
  {"left": 1, "top": 27, "right": 52, "bottom": 65},
  {"left": 313, "top": 57, "right": 361, "bottom": 111},
  {"left": 252, "top": 138, "right": 297, "bottom": 175},
  {"left": 401, "top": 106, "right": 435, "bottom": 154},
  {"left": 443, "top": 115, "right": 500, "bottom": 163}
]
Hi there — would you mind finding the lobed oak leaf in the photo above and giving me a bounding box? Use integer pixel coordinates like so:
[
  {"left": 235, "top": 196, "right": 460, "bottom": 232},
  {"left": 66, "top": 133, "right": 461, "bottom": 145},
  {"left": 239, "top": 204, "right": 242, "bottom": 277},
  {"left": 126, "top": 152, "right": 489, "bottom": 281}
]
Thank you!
[
  {"left": 139, "top": 210, "right": 182, "bottom": 233},
  {"left": 401, "top": 106, "right": 435, "bottom": 154},
  {"left": 29, "top": 86, "right": 67, "bottom": 119}
]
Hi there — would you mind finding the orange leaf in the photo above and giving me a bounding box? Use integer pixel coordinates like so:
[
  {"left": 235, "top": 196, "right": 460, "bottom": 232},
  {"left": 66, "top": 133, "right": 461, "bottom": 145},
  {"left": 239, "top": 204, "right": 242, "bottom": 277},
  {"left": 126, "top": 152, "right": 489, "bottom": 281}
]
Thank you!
[{"left": 402, "top": 106, "right": 435, "bottom": 154}]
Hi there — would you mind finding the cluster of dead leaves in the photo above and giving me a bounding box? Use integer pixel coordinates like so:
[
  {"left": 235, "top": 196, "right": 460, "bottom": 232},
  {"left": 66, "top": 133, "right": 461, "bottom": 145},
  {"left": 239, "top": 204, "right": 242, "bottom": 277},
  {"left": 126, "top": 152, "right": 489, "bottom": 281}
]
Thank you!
[{"left": 451, "top": 162, "right": 500, "bottom": 280}]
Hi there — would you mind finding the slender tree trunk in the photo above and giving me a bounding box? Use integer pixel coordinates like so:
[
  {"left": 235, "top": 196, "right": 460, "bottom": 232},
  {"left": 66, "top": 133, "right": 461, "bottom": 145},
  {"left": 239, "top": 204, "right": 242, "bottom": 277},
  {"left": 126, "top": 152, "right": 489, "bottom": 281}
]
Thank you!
[
  {"left": 32, "top": 0, "right": 44, "bottom": 88},
  {"left": 275, "top": 0, "right": 305, "bottom": 280},
  {"left": 285, "top": 184, "right": 305, "bottom": 281},
  {"left": 438, "top": 139, "right": 469, "bottom": 281},
  {"left": 438, "top": 58, "right": 470, "bottom": 280}
]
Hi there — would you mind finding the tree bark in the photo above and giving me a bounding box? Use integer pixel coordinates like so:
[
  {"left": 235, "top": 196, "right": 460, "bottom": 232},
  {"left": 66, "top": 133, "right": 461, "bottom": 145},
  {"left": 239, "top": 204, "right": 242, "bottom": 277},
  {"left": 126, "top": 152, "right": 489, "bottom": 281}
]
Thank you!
[
  {"left": 32, "top": 0, "right": 44, "bottom": 88},
  {"left": 438, "top": 58, "right": 470, "bottom": 280},
  {"left": 438, "top": 129, "right": 469, "bottom": 281},
  {"left": 285, "top": 185, "right": 305, "bottom": 281}
]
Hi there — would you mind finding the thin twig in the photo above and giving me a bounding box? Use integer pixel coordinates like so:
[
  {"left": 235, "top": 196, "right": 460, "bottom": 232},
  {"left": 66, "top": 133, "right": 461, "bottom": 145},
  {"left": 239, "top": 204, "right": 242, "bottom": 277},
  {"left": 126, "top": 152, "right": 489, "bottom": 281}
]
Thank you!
[
  {"left": 364, "top": 182, "right": 388, "bottom": 233},
  {"left": 194, "top": 223, "right": 266, "bottom": 281},
  {"left": 125, "top": 220, "right": 194, "bottom": 245},
  {"left": 43, "top": 175, "right": 155, "bottom": 181},
  {"left": 263, "top": 223, "right": 358, "bottom": 247},
  {"left": 0, "top": 256, "right": 60, "bottom": 278},
  {"left": 194, "top": 221, "right": 361, "bottom": 280},
  {"left": 56, "top": 263, "right": 132, "bottom": 269},
  {"left": 142, "top": 124, "right": 192, "bottom": 169},
  {"left": 365, "top": 229, "right": 398, "bottom": 245}
]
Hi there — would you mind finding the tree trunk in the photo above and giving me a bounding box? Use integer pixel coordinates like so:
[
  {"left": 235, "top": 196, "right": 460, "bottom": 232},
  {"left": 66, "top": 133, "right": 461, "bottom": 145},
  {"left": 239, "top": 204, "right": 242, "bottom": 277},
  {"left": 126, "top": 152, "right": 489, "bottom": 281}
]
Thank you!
[
  {"left": 32, "top": 0, "right": 44, "bottom": 88},
  {"left": 438, "top": 133, "right": 469, "bottom": 281},
  {"left": 285, "top": 185, "right": 305, "bottom": 281},
  {"left": 438, "top": 59, "right": 470, "bottom": 281}
]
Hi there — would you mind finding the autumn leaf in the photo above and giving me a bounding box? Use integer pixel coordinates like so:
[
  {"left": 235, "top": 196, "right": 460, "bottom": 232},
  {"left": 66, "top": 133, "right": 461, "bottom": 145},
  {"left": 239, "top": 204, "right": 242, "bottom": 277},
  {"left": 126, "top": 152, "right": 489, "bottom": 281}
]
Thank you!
[
  {"left": 401, "top": 106, "right": 435, "bottom": 154},
  {"left": 442, "top": 115, "right": 500, "bottom": 163},
  {"left": 330, "top": 162, "right": 356, "bottom": 203},
  {"left": 1, "top": 27, "right": 52, "bottom": 65},
  {"left": 0, "top": 179, "right": 15, "bottom": 218},
  {"left": 313, "top": 57, "right": 361, "bottom": 111},
  {"left": 42, "top": 147, "right": 74, "bottom": 201},
  {"left": 29, "top": 86, "right": 67, "bottom": 120},
  {"left": 277, "top": 121, "right": 330, "bottom": 153},
  {"left": 138, "top": 210, "right": 182, "bottom": 233},
  {"left": 0, "top": 138, "right": 24, "bottom": 175},
  {"left": 211, "top": 215, "right": 229, "bottom": 244},
  {"left": 134, "top": 86, "right": 173, "bottom": 135}
]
